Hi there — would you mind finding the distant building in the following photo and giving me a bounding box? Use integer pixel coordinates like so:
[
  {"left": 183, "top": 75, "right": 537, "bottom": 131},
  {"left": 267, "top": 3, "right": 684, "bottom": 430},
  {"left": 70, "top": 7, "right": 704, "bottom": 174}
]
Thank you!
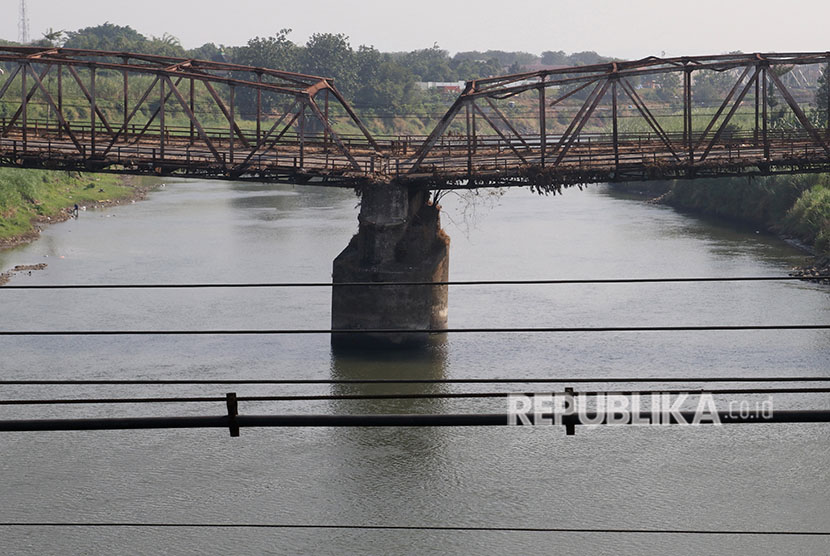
[{"left": 415, "top": 81, "right": 466, "bottom": 93}]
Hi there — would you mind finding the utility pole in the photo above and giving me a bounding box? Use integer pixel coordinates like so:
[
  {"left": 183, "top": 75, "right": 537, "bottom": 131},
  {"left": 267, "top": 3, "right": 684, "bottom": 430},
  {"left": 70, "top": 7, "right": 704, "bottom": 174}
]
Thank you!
[{"left": 18, "top": 0, "right": 30, "bottom": 44}]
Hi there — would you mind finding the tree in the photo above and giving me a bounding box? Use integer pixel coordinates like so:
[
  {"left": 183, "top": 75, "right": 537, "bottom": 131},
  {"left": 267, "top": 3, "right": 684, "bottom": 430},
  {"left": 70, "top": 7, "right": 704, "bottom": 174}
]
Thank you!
[
  {"left": 233, "top": 29, "right": 299, "bottom": 71},
  {"left": 400, "top": 45, "right": 453, "bottom": 81},
  {"left": 146, "top": 33, "right": 185, "bottom": 58},
  {"left": 301, "top": 33, "right": 356, "bottom": 94},
  {"left": 566, "top": 51, "right": 606, "bottom": 66},
  {"left": 187, "top": 43, "right": 227, "bottom": 63},
  {"left": 541, "top": 50, "right": 567, "bottom": 65},
  {"left": 63, "top": 22, "right": 148, "bottom": 52}
]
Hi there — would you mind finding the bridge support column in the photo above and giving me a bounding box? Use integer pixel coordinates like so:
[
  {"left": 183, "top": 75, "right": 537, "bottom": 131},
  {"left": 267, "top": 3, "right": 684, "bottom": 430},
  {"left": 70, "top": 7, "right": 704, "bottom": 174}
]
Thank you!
[{"left": 332, "top": 182, "right": 449, "bottom": 348}]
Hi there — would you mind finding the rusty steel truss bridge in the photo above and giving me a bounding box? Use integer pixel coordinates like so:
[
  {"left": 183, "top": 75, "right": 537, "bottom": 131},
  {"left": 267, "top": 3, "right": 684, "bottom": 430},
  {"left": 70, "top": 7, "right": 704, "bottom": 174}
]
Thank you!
[{"left": 1, "top": 47, "right": 829, "bottom": 190}]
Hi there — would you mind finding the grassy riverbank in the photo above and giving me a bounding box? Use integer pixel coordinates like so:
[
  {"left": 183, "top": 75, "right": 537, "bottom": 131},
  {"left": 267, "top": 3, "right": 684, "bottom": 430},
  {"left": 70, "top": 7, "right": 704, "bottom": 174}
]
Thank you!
[
  {"left": 0, "top": 168, "right": 142, "bottom": 249},
  {"left": 613, "top": 174, "right": 830, "bottom": 257}
]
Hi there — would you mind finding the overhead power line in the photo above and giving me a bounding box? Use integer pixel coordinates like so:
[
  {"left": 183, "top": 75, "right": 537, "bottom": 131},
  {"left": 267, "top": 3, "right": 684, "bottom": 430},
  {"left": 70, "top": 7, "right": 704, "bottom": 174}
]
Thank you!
[
  {"left": 0, "top": 522, "right": 827, "bottom": 536},
  {"left": 2, "top": 275, "right": 828, "bottom": 290},
  {"left": 3, "top": 377, "right": 829, "bottom": 386},
  {"left": 2, "top": 387, "right": 829, "bottom": 406},
  {"left": 0, "top": 324, "right": 828, "bottom": 336}
]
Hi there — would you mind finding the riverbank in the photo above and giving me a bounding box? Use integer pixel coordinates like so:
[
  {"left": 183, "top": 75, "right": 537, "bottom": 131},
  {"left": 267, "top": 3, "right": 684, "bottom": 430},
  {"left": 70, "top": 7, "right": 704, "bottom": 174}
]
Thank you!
[
  {"left": 610, "top": 174, "right": 830, "bottom": 275},
  {"left": 0, "top": 168, "right": 155, "bottom": 252}
]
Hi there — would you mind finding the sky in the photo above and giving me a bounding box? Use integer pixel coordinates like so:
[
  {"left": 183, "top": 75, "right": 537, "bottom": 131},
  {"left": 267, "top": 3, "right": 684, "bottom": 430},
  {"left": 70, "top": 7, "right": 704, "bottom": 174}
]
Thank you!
[{"left": 2, "top": 0, "right": 830, "bottom": 60}]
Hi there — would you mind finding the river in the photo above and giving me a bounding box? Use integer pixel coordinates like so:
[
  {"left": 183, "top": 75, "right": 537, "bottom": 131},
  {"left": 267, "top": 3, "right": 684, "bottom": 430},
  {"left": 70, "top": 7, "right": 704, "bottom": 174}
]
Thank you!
[{"left": 1, "top": 179, "right": 828, "bottom": 555}]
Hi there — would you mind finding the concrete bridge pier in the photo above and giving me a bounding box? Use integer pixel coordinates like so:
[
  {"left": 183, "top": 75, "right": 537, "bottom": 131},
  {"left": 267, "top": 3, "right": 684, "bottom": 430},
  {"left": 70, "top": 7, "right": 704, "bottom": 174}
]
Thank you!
[{"left": 331, "top": 182, "right": 449, "bottom": 348}]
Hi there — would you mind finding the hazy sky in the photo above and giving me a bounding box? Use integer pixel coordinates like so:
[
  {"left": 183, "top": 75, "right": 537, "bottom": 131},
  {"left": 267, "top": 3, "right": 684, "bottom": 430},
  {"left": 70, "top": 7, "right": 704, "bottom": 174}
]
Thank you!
[{"left": 2, "top": 0, "right": 830, "bottom": 59}]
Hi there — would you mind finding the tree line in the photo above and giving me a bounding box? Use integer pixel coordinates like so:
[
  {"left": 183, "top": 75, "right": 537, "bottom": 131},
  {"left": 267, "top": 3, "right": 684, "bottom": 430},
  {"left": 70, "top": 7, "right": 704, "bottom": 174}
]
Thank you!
[{"left": 9, "top": 23, "right": 615, "bottom": 111}]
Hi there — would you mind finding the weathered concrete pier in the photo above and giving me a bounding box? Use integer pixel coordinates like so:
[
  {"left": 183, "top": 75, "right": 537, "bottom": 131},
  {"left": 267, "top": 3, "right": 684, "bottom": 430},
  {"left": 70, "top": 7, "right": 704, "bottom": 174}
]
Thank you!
[{"left": 331, "top": 183, "right": 449, "bottom": 348}]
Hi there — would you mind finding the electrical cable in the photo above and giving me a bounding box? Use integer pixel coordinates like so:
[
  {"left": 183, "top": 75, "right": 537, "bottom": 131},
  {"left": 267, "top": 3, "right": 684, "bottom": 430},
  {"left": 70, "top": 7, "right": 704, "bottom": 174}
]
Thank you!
[
  {"left": 0, "top": 522, "right": 826, "bottom": 535},
  {"left": 2, "top": 275, "right": 828, "bottom": 289},
  {"left": 0, "top": 387, "right": 828, "bottom": 406},
  {"left": 3, "top": 377, "right": 828, "bottom": 386},
  {"left": 1, "top": 324, "right": 828, "bottom": 336}
]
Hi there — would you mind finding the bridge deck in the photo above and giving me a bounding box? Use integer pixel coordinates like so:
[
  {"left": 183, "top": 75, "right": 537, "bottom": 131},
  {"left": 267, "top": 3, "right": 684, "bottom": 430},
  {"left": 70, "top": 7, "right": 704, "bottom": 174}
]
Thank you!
[{"left": 3, "top": 125, "right": 829, "bottom": 189}]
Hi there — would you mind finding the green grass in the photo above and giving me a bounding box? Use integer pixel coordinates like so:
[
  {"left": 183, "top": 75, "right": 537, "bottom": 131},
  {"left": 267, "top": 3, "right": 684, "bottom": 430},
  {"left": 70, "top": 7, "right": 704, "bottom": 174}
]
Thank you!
[
  {"left": 783, "top": 181, "right": 830, "bottom": 254},
  {"left": 0, "top": 168, "right": 131, "bottom": 241}
]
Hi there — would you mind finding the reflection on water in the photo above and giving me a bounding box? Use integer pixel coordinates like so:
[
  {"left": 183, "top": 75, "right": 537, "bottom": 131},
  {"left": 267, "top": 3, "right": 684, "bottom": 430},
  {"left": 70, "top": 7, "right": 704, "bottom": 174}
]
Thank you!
[{"left": 330, "top": 340, "right": 449, "bottom": 414}]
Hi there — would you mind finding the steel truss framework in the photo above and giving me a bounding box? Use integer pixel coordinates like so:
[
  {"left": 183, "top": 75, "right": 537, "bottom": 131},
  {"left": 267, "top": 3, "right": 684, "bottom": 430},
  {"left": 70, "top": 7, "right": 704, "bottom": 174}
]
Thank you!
[
  {"left": 0, "top": 46, "right": 378, "bottom": 185},
  {"left": 0, "top": 48, "right": 829, "bottom": 189},
  {"left": 410, "top": 52, "right": 830, "bottom": 190}
]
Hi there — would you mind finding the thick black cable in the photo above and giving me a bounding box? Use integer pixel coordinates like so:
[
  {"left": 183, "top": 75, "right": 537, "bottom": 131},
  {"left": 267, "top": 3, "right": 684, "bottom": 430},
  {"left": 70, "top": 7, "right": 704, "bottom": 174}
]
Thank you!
[
  {"left": 2, "top": 377, "right": 828, "bottom": 386},
  {"left": 1, "top": 409, "right": 829, "bottom": 433},
  {"left": 0, "top": 522, "right": 826, "bottom": 536},
  {"left": 2, "top": 387, "right": 829, "bottom": 406},
  {"left": 2, "top": 275, "right": 829, "bottom": 289},
  {"left": 1, "top": 324, "right": 828, "bottom": 336}
]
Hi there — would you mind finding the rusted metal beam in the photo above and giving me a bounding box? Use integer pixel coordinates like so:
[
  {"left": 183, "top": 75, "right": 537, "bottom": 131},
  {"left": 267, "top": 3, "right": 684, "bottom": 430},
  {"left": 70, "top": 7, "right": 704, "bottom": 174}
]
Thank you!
[
  {"left": 324, "top": 83, "right": 380, "bottom": 151},
  {"left": 698, "top": 68, "right": 760, "bottom": 163},
  {"left": 539, "top": 80, "right": 546, "bottom": 167},
  {"left": 102, "top": 76, "right": 160, "bottom": 156},
  {"left": 761, "top": 66, "right": 770, "bottom": 160},
  {"left": 159, "top": 74, "right": 165, "bottom": 159},
  {"left": 228, "top": 85, "right": 234, "bottom": 164},
  {"left": 483, "top": 97, "right": 530, "bottom": 149},
  {"left": 0, "top": 65, "right": 22, "bottom": 103},
  {"left": 67, "top": 65, "right": 114, "bottom": 135},
  {"left": 200, "top": 80, "right": 251, "bottom": 148},
  {"left": 549, "top": 80, "right": 605, "bottom": 161},
  {"left": 162, "top": 75, "right": 225, "bottom": 166},
  {"left": 131, "top": 76, "right": 184, "bottom": 146},
  {"left": 21, "top": 62, "right": 27, "bottom": 149},
  {"left": 694, "top": 65, "right": 753, "bottom": 152},
  {"left": 465, "top": 103, "right": 472, "bottom": 175},
  {"left": 619, "top": 78, "right": 681, "bottom": 162},
  {"left": 471, "top": 102, "right": 528, "bottom": 164},
  {"left": 305, "top": 95, "right": 361, "bottom": 171},
  {"left": 553, "top": 79, "right": 611, "bottom": 166},
  {"left": 611, "top": 79, "right": 619, "bottom": 172},
  {"left": 256, "top": 72, "right": 262, "bottom": 144},
  {"left": 2, "top": 64, "right": 51, "bottom": 136},
  {"left": 767, "top": 69, "right": 830, "bottom": 156},
  {"left": 23, "top": 64, "right": 83, "bottom": 153},
  {"left": 408, "top": 91, "right": 467, "bottom": 174},
  {"left": 233, "top": 99, "right": 301, "bottom": 174},
  {"left": 548, "top": 79, "right": 599, "bottom": 108}
]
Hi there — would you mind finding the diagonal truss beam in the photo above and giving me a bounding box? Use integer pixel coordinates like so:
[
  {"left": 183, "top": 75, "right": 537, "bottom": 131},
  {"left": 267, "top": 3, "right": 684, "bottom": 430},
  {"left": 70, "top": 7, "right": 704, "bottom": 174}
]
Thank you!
[
  {"left": 698, "top": 68, "right": 760, "bottom": 163},
  {"left": 24, "top": 64, "right": 84, "bottom": 154},
  {"left": 549, "top": 80, "right": 605, "bottom": 162},
  {"left": 548, "top": 79, "right": 599, "bottom": 108},
  {"left": 230, "top": 99, "right": 301, "bottom": 176},
  {"left": 767, "top": 69, "right": 830, "bottom": 157},
  {"left": 483, "top": 98, "right": 530, "bottom": 149},
  {"left": 472, "top": 102, "right": 528, "bottom": 163},
  {"left": 305, "top": 95, "right": 361, "bottom": 171},
  {"left": 66, "top": 65, "right": 114, "bottom": 134},
  {"left": 1, "top": 64, "right": 51, "bottom": 136},
  {"left": 130, "top": 76, "right": 184, "bottom": 145},
  {"left": 162, "top": 75, "right": 225, "bottom": 166},
  {"left": 553, "top": 79, "right": 611, "bottom": 165},
  {"left": 0, "top": 65, "right": 22, "bottom": 103},
  {"left": 694, "top": 65, "right": 754, "bottom": 151},
  {"left": 324, "top": 84, "right": 379, "bottom": 152},
  {"left": 198, "top": 79, "right": 251, "bottom": 148},
  {"left": 619, "top": 78, "right": 681, "bottom": 163},
  {"left": 101, "top": 76, "right": 160, "bottom": 156},
  {"left": 408, "top": 92, "right": 468, "bottom": 174}
]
